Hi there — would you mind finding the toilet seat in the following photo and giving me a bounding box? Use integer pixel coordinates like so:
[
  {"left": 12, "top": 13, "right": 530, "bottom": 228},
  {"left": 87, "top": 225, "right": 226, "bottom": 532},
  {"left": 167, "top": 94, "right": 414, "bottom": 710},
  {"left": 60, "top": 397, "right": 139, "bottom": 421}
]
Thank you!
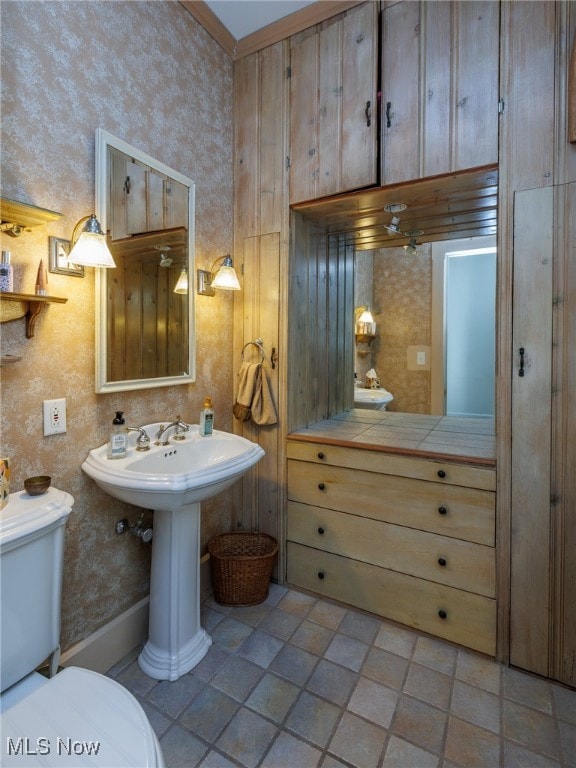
[{"left": 1, "top": 667, "right": 164, "bottom": 767}]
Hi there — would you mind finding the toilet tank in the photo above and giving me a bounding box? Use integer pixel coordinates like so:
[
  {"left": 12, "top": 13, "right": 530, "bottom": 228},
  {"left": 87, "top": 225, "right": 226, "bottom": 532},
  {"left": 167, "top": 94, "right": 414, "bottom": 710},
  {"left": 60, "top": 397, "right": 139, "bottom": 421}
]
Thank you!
[{"left": 0, "top": 488, "right": 73, "bottom": 693}]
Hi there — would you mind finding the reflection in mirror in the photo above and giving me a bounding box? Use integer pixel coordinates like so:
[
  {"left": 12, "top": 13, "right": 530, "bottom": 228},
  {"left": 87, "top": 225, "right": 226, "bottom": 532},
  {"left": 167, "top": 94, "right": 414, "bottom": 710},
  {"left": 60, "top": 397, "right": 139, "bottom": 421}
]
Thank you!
[
  {"left": 354, "top": 235, "right": 496, "bottom": 417},
  {"left": 95, "top": 129, "right": 195, "bottom": 393}
]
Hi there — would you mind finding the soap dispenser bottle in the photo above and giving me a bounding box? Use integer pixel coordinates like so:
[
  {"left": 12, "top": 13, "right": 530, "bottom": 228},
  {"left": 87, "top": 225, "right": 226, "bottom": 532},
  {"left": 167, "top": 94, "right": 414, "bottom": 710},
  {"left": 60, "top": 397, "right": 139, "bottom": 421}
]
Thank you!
[
  {"left": 0, "top": 251, "right": 14, "bottom": 292},
  {"left": 108, "top": 411, "right": 127, "bottom": 459},
  {"left": 199, "top": 397, "right": 214, "bottom": 436}
]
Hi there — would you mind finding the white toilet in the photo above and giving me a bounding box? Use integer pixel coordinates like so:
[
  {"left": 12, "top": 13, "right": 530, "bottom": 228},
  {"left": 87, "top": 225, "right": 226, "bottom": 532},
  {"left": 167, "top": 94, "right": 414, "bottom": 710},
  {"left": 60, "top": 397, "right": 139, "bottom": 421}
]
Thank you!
[{"left": 0, "top": 488, "right": 164, "bottom": 767}]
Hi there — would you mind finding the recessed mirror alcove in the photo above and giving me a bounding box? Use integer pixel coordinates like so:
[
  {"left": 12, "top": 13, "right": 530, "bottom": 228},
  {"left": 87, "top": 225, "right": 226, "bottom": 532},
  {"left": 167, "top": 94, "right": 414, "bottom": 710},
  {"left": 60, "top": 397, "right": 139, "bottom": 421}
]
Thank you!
[
  {"left": 95, "top": 128, "right": 195, "bottom": 393},
  {"left": 288, "top": 166, "right": 498, "bottom": 425}
]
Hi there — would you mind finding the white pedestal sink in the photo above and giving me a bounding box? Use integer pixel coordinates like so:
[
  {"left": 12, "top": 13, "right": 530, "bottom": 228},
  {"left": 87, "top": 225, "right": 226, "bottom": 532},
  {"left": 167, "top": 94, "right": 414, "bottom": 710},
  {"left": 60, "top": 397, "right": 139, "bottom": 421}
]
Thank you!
[{"left": 82, "top": 424, "right": 264, "bottom": 681}]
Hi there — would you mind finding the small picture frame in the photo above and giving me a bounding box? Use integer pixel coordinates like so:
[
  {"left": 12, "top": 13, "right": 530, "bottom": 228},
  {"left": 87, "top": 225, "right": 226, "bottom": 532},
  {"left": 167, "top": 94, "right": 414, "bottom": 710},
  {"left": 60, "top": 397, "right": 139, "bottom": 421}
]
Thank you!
[{"left": 48, "top": 236, "right": 84, "bottom": 277}]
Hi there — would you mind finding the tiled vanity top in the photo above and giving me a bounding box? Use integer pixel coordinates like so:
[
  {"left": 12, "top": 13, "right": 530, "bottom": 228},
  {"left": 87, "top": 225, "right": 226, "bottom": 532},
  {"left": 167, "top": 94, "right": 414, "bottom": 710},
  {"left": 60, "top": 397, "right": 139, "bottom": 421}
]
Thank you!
[{"left": 289, "top": 409, "right": 496, "bottom": 464}]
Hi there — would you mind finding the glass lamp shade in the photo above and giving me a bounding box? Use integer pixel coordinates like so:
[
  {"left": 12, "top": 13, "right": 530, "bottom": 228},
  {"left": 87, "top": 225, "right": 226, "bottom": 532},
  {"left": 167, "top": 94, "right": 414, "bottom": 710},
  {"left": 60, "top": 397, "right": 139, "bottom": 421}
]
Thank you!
[
  {"left": 211, "top": 263, "right": 241, "bottom": 291},
  {"left": 68, "top": 215, "right": 116, "bottom": 268},
  {"left": 174, "top": 268, "right": 188, "bottom": 294}
]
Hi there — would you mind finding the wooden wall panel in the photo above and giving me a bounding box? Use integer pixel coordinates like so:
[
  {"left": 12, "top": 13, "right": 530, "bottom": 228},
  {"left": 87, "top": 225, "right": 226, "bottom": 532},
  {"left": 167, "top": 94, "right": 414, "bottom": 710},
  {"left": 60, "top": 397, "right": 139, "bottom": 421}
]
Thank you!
[
  {"left": 510, "top": 187, "right": 554, "bottom": 677},
  {"left": 552, "top": 181, "right": 576, "bottom": 687}
]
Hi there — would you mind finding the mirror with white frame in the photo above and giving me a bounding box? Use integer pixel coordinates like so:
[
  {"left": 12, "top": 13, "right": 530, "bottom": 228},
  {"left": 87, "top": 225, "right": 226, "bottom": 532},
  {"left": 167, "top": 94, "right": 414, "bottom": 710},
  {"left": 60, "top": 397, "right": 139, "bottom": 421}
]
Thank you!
[{"left": 95, "top": 128, "right": 195, "bottom": 393}]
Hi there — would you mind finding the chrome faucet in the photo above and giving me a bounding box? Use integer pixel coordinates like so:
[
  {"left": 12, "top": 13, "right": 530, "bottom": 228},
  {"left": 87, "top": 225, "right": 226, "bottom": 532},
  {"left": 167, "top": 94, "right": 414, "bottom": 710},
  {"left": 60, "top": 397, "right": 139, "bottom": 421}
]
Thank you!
[
  {"left": 126, "top": 426, "right": 151, "bottom": 451},
  {"left": 155, "top": 417, "right": 189, "bottom": 446}
]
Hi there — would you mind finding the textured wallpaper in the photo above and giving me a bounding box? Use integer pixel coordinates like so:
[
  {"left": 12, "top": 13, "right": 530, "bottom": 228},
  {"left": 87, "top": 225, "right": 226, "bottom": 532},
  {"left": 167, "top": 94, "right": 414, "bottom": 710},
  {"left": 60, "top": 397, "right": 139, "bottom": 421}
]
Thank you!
[{"left": 1, "top": 1, "right": 235, "bottom": 650}]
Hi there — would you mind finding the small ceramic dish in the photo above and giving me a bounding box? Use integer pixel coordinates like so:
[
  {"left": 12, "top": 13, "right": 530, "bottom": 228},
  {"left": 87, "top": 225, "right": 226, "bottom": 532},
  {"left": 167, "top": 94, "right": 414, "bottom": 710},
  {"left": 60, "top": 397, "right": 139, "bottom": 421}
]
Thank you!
[{"left": 24, "top": 475, "right": 51, "bottom": 496}]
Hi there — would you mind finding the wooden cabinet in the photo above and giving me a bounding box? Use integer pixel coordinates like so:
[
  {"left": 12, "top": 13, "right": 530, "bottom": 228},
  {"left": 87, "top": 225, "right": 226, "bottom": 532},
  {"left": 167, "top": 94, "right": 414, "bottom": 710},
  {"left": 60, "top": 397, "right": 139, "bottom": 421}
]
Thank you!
[
  {"left": 381, "top": 0, "right": 499, "bottom": 185},
  {"left": 289, "top": 2, "right": 378, "bottom": 204},
  {"left": 286, "top": 440, "right": 497, "bottom": 655},
  {"left": 109, "top": 148, "right": 188, "bottom": 239}
]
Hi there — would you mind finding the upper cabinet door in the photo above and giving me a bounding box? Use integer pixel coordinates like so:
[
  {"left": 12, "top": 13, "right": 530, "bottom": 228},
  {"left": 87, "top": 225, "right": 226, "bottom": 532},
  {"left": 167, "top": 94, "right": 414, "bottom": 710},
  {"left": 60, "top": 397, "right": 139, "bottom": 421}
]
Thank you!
[
  {"left": 289, "top": 2, "right": 378, "bottom": 204},
  {"left": 382, "top": 1, "right": 500, "bottom": 185}
]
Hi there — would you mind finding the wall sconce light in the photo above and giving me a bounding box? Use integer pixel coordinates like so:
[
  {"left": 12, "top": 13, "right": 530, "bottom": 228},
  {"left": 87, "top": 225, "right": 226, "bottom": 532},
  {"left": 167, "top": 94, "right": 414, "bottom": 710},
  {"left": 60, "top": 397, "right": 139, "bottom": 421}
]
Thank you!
[
  {"left": 355, "top": 306, "right": 377, "bottom": 344},
  {"left": 67, "top": 214, "right": 116, "bottom": 268},
  {"left": 197, "top": 254, "right": 241, "bottom": 296},
  {"left": 173, "top": 267, "right": 188, "bottom": 294}
]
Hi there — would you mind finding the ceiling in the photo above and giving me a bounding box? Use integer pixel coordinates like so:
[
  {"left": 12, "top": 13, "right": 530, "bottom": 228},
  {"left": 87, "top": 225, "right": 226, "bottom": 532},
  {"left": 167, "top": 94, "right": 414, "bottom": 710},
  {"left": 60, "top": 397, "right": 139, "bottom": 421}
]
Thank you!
[{"left": 203, "top": 0, "right": 316, "bottom": 41}]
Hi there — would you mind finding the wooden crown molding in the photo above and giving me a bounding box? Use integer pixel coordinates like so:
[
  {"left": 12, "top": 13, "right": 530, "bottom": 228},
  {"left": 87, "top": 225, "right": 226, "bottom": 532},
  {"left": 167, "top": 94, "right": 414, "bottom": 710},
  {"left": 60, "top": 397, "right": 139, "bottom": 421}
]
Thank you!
[{"left": 180, "top": 0, "right": 364, "bottom": 59}]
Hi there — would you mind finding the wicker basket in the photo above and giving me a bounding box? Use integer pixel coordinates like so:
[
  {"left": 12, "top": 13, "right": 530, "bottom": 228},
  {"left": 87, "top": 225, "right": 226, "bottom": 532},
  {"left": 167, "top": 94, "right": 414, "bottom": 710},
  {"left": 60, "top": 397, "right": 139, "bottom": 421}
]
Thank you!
[{"left": 208, "top": 532, "right": 278, "bottom": 606}]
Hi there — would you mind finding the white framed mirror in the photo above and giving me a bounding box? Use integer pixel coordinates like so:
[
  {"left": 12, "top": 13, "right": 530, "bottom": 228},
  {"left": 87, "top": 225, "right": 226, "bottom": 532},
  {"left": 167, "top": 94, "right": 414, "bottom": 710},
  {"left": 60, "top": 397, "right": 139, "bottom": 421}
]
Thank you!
[{"left": 95, "top": 128, "right": 195, "bottom": 393}]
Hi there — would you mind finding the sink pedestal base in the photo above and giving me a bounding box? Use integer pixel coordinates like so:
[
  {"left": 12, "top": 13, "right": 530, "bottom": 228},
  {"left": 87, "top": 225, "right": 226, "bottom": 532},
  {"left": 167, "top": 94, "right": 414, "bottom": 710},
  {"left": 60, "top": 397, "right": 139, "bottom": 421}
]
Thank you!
[{"left": 138, "top": 502, "right": 212, "bottom": 681}]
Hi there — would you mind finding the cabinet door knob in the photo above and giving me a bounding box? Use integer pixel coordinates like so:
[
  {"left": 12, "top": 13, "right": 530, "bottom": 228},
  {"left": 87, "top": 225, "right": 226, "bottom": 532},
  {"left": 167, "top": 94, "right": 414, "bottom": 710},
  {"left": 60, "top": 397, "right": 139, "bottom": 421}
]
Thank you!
[
  {"left": 438, "top": 557, "right": 447, "bottom": 567},
  {"left": 438, "top": 506, "right": 448, "bottom": 515},
  {"left": 317, "top": 571, "right": 325, "bottom": 580},
  {"left": 437, "top": 470, "right": 446, "bottom": 479},
  {"left": 438, "top": 609, "right": 447, "bottom": 620},
  {"left": 318, "top": 482, "right": 325, "bottom": 491},
  {"left": 318, "top": 526, "right": 325, "bottom": 535},
  {"left": 317, "top": 452, "right": 325, "bottom": 460}
]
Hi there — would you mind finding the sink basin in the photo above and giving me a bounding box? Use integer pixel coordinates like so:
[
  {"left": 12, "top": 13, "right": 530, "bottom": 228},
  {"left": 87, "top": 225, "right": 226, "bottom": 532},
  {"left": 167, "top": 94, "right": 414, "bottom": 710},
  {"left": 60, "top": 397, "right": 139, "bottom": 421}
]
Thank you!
[
  {"left": 354, "top": 387, "right": 394, "bottom": 410},
  {"left": 81, "top": 423, "right": 265, "bottom": 682},
  {"left": 82, "top": 424, "right": 265, "bottom": 511}
]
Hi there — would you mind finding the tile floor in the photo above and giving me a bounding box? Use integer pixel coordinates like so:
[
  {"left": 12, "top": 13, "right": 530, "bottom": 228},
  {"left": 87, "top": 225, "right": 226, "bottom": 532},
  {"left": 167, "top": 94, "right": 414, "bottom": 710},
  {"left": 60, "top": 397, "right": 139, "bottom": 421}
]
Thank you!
[{"left": 107, "top": 586, "right": 575, "bottom": 768}]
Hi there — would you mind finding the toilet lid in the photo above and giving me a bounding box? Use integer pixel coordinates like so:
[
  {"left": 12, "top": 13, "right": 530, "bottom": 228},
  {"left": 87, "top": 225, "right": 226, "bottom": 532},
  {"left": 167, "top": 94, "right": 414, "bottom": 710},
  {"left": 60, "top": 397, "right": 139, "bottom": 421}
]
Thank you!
[{"left": 0, "top": 667, "right": 163, "bottom": 767}]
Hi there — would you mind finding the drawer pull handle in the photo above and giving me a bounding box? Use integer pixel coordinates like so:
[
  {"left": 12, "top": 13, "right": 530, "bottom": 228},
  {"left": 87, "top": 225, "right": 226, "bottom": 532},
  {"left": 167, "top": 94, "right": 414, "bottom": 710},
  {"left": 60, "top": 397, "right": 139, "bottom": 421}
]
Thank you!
[
  {"left": 318, "top": 526, "right": 325, "bottom": 535},
  {"left": 438, "top": 557, "right": 447, "bottom": 567},
  {"left": 437, "top": 470, "right": 446, "bottom": 479},
  {"left": 317, "top": 452, "right": 325, "bottom": 460},
  {"left": 438, "top": 506, "right": 448, "bottom": 515},
  {"left": 318, "top": 482, "right": 326, "bottom": 491},
  {"left": 317, "top": 571, "right": 325, "bottom": 580},
  {"left": 438, "top": 609, "right": 447, "bottom": 620}
]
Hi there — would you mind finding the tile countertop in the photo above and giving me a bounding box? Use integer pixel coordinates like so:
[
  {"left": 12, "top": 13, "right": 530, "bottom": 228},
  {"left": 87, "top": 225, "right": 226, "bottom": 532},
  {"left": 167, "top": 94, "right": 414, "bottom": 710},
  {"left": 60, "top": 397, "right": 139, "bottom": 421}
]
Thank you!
[{"left": 289, "top": 409, "right": 496, "bottom": 466}]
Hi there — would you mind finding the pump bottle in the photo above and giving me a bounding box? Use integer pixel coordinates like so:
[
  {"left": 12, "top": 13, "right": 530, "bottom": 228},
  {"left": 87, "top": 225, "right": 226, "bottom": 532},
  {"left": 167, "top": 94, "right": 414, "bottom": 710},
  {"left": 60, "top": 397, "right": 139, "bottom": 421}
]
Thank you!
[
  {"left": 199, "top": 397, "right": 214, "bottom": 436},
  {"left": 108, "top": 411, "right": 127, "bottom": 459},
  {"left": 0, "top": 251, "right": 14, "bottom": 292}
]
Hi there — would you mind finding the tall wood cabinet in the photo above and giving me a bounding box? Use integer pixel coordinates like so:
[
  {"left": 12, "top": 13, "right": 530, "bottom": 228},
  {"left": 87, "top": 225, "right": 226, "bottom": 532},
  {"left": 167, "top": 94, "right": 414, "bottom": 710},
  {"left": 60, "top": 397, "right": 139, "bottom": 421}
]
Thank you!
[
  {"left": 500, "top": 0, "right": 576, "bottom": 687},
  {"left": 381, "top": 0, "right": 500, "bottom": 184},
  {"left": 289, "top": 2, "right": 378, "bottom": 204},
  {"left": 233, "top": 41, "right": 290, "bottom": 576}
]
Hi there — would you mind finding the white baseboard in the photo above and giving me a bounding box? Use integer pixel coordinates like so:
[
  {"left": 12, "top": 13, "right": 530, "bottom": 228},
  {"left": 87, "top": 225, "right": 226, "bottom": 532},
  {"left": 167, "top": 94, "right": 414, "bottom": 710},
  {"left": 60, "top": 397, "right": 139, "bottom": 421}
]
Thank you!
[
  {"left": 60, "top": 556, "right": 214, "bottom": 674},
  {"left": 60, "top": 597, "right": 150, "bottom": 674}
]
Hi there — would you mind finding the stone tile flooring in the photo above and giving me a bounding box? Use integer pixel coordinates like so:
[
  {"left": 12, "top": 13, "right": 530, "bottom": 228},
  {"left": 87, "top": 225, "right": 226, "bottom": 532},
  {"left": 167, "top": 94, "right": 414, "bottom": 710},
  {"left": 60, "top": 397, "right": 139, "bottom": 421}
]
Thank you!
[{"left": 107, "top": 586, "right": 575, "bottom": 768}]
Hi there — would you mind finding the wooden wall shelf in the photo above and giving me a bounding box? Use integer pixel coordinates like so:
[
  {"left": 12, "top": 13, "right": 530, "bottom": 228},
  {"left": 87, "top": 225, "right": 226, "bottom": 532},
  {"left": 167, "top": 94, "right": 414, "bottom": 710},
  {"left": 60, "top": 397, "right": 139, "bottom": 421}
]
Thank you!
[
  {"left": 0, "top": 197, "right": 62, "bottom": 237},
  {"left": 0, "top": 291, "right": 67, "bottom": 338}
]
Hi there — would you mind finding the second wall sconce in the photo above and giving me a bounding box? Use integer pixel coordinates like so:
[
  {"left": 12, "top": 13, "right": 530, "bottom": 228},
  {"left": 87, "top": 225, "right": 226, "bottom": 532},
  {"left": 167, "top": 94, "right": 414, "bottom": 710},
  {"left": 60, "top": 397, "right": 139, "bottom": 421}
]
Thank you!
[
  {"left": 67, "top": 214, "right": 116, "bottom": 268},
  {"left": 197, "top": 254, "right": 241, "bottom": 296}
]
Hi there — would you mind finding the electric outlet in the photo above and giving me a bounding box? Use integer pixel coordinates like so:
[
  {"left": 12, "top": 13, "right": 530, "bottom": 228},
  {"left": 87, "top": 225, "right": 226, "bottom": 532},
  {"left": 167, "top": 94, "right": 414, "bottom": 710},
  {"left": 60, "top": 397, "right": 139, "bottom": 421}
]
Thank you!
[{"left": 43, "top": 398, "right": 67, "bottom": 436}]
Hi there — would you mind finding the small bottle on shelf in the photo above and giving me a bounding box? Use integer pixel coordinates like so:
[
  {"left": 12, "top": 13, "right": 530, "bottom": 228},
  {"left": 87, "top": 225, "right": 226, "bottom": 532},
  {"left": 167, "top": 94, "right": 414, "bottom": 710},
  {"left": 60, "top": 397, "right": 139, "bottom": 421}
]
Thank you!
[{"left": 0, "top": 251, "right": 14, "bottom": 292}]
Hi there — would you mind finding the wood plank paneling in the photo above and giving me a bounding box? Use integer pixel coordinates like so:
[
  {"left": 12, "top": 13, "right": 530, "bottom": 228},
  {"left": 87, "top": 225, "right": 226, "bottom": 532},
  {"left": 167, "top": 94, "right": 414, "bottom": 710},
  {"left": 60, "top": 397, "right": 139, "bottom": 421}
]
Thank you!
[
  {"left": 510, "top": 186, "right": 554, "bottom": 678},
  {"left": 552, "top": 181, "right": 576, "bottom": 687}
]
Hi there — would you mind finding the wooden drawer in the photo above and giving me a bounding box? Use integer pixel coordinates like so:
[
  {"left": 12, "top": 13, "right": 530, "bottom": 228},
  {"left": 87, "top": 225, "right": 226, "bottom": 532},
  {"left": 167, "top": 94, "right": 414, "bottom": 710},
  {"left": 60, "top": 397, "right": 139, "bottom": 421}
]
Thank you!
[
  {"left": 287, "top": 542, "right": 497, "bottom": 656},
  {"left": 287, "top": 441, "right": 496, "bottom": 491},
  {"left": 287, "top": 459, "right": 495, "bottom": 545},
  {"left": 287, "top": 502, "right": 495, "bottom": 597}
]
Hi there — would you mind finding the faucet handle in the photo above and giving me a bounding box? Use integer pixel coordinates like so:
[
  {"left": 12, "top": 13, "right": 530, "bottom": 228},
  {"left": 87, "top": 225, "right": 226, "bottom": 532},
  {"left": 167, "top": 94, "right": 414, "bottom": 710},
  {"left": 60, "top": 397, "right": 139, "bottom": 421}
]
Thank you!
[
  {"left": 127, "top": 426, "right": 151, "bottom": 451},
  {"left": 173, "top": 419, "right": 190, "bottom": 441}
]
